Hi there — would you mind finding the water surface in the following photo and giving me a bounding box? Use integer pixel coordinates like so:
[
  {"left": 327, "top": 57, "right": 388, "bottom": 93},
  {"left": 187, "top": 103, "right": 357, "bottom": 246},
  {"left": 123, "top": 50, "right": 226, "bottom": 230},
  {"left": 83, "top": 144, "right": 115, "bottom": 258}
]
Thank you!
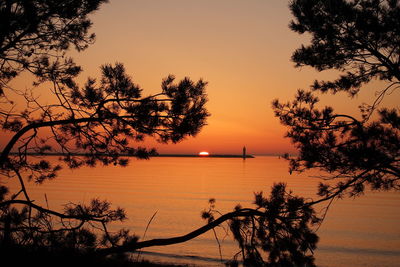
[{"left": 6, "top": 156, "right": 400, "bottom": 266}]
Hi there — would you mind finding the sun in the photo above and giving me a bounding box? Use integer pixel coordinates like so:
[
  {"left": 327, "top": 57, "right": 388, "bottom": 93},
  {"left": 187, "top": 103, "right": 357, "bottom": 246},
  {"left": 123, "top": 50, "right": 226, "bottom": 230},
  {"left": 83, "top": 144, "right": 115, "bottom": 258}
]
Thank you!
[{"left": 198, "top": 151, "right": 210, "bottom": 156}]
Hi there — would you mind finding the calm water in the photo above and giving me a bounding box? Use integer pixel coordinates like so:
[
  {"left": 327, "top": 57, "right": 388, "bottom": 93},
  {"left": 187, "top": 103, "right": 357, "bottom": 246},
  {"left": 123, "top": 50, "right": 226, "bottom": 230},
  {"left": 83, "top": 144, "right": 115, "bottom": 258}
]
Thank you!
[{"left": 5, "top": 156, "right": 400, "bottom": 266}]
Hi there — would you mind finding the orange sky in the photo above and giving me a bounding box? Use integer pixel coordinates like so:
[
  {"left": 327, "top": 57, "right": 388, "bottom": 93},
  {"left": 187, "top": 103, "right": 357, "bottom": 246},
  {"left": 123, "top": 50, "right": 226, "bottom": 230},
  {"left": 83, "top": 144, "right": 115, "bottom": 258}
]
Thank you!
[{"left": 3, "top": 0, "right": 398, "bottom": 155}]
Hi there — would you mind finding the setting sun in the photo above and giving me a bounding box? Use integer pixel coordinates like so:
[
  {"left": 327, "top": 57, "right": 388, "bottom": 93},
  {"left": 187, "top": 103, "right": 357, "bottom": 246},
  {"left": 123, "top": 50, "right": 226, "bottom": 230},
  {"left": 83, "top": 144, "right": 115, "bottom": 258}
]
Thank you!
[{"left": 198, "top": 151, "right": 210, "bottom": 156}]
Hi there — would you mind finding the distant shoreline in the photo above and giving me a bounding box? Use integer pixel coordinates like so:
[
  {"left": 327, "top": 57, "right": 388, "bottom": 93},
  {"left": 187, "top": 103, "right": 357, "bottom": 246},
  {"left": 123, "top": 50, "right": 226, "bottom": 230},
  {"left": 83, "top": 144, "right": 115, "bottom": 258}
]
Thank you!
[
  {"left": 9, "top": 152, "right": 255, "bottom": 158},
  {"left": 153, "top": 154, "right": 255, "bottom": 158}
]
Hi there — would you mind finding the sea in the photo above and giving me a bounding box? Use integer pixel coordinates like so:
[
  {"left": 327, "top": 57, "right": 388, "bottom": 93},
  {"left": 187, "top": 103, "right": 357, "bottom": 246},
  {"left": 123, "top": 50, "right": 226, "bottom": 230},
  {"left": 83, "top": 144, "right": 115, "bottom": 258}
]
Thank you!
[{"left": 4, "top": 156, "right": 400, "bottom": 267}]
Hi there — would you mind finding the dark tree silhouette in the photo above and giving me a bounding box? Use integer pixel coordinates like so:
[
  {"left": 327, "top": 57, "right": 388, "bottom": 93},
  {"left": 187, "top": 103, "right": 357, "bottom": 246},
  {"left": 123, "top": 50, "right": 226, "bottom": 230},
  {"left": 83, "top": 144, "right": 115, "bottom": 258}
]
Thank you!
[
  {"left": 0, "top": 0, "right": 210, "bottom": 262},
  {"left": 0, "top": 61, "right": 209, "bottom": 253},
  {"left": 202, "top": 184, "right": 319, "bottom": 267},
  {"left": 273, "top": 0, "right": 399, "bottom": 200},
  {"left": 0, "top": 0, "right": 108, "bottom": 97}
]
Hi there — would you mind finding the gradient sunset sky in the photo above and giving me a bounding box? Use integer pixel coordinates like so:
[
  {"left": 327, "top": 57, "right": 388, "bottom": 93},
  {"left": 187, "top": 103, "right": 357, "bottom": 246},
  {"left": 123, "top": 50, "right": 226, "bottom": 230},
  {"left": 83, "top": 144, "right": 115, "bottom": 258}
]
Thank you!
[{"left": 7, "top": 0, "right": 398, "bottom": 155}]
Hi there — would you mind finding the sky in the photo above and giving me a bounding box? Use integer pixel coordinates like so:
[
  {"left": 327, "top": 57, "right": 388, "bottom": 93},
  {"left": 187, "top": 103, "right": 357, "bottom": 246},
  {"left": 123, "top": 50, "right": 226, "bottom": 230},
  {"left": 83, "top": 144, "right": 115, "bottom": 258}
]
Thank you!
[
  {"left": 72, "top": 0, "right": 308, "bottom": 155},
  {"left": 5, "top": 0, "right": 398, "bottom": 155}
]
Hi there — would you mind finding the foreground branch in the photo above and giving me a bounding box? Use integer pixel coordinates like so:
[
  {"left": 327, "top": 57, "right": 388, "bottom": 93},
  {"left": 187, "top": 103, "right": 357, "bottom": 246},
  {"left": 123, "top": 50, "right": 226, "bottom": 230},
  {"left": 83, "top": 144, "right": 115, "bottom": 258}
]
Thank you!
[{"left": 97, "top": 208, "right": 265, "bottom": 255}]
